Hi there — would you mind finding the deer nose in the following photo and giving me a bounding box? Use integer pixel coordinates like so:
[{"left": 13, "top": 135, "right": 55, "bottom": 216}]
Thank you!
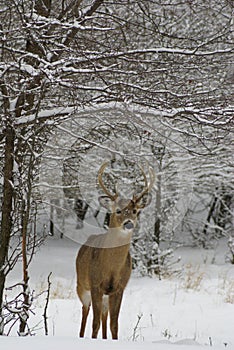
[{"left": 123, "top": 220, "right": 134, "bottom": 230}]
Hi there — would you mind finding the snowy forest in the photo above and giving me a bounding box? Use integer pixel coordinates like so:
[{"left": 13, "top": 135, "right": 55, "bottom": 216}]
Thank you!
[{"left": 0, "top": 0, "right": 233, "bottom": 348}]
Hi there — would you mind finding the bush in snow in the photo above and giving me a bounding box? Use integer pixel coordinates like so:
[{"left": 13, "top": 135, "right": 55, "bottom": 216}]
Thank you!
[{"left": 227, "top": 236, "right": 234, "bottom": 265}]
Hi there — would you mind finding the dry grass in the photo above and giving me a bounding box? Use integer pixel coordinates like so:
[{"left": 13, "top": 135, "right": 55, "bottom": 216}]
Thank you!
[
  {"left": 224, "top": 280, "right": 234, "bottom": 304},
  {"left": 35, "top": 278, "right": 76, "bottom": 300},
  {"left": 182, "top": 264, "right": 204, "bottom": 291}
]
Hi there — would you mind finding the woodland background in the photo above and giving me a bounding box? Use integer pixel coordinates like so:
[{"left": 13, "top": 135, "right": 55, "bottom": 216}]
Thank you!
[{"left": 0, "top": 0, "right": 233, "bottom": 336}]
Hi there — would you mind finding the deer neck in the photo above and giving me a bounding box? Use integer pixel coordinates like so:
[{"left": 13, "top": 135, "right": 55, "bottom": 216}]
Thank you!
[{"left": 102, "top": 226, "right": 133, "bottom": 249}]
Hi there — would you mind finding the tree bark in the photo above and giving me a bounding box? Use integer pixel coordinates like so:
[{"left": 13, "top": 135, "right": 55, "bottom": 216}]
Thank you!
[{"left": 0, "top": 126, "right": 15, "bottom": 334}]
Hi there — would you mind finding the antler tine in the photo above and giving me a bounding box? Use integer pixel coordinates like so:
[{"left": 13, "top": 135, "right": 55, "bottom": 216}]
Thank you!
[
  {"left": 134, "top": 165, "right": 155, "bottom": 202},
  {"left": 98, "top": 162, "right": 118, "bottom": 201}
]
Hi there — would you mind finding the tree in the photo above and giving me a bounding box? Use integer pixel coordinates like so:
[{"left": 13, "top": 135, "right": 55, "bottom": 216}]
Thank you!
[{"left": 0, "top": 0, "right": 107, "bottom": 334}]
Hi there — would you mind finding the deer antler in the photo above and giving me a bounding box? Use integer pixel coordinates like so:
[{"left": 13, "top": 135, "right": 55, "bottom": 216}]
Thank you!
[
  {"left": 98, "top": 162, "right": 118, "bottom": 201},
  {"left": 133, "top": 165, "right": 155, "bottom": 202}
]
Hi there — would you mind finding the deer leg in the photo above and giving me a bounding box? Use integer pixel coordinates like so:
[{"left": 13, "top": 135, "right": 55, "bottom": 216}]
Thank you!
[
  {"left": 102, "top": 310, "right": 108, "bottom": 339},
  {"left": 102, "top": 295, "right": 109, "bottom": 339},
  {"left": 79, "top": 304, "right": 90, "bottom": 337},
  {"left": 91, "top": 287, "right": 103, "bottom": 338},
  {"left": 109, "top": 290, "right": 123, "bottom": 340},
  {"left": 78, "top": 290, "right": 91, "bottom": 337}
]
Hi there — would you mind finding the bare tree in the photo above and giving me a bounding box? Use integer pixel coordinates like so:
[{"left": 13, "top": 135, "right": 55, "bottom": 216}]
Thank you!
[{"left": 0, "top": 0, "right": 106, "bottom": 334}]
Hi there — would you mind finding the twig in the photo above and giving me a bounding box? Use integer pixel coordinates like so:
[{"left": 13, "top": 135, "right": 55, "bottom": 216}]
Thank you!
[
  {"left": 131, "top": 313, "right": 143, "bottom": 341},
  {"left": 43, "top": 272, "right": 52, "bottom": 336}
]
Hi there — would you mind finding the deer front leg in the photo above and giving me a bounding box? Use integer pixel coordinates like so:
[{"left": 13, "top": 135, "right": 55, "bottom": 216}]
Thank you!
[
  {"left": 102, "top": 310, "right": 108, "bottom": 339},
  {"left": 91, "top": 287, "right": 103, "bottom": 338},
  {"left": 102, "top": 295, "right": 109, "bottom": 339},
  {"left": 109, "top": 290, "right": 123, "bottom": 340}
]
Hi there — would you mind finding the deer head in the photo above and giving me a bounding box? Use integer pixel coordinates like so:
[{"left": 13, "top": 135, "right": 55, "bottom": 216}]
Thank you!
[{"left": 97, "top": 162, "right": 155, "bottom": 231}]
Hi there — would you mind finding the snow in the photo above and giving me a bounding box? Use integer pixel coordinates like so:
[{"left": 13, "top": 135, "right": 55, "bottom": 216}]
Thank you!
[
  {"left": 2, "top": 237, "right": 234, "bottom": 350},
  {"left": 0, "top": 336, "right": 208, "bottom": 350},
  {"left": 14, "top": 102, "right": 232, "bottom": 131}
]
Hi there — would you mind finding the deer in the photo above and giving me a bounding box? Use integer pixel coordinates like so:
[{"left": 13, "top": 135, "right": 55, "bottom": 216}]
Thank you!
[{"left": 76, "top": 162, "right": 155, "bottom": 339}]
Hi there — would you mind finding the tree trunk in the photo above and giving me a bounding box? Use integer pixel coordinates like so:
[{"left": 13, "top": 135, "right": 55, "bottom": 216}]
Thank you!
[
  {"left": 0, "top": 126, "right": 15, "bottom": 334},
  {"left": 19, "top": 199, "right": 30, "bottom": 335}
]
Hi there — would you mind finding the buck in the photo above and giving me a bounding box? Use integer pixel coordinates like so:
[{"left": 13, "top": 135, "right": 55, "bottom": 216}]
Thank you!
[{"left": 76, "top": 162, "right": 155, "bottom": 339}]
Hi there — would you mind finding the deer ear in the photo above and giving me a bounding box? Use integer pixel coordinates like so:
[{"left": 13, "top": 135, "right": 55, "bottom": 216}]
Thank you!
[
  {"left": 137, "top": 192, "right": 152, "bottom": 208},
  {"left": 98, "top": 196, "right": 113, "bottom": 211}
]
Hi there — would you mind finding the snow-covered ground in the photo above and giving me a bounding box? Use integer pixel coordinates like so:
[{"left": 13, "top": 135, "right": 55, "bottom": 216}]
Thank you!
[{"left": 2, "top": 236, "right": 234, "bottom": 350}]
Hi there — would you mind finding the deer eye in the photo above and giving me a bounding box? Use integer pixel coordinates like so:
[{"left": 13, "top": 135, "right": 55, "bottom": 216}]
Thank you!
[
  {"left": 116, "top": 208, "right": 122, "bottom": 215},
  {"left": 132, "top": 209, "right": 137, "bottom": 215}
]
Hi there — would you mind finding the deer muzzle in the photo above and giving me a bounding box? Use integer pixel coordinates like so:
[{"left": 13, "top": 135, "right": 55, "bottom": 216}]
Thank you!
[{"left": 123, "top": 220, "right": 134, "bottom": 231}]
